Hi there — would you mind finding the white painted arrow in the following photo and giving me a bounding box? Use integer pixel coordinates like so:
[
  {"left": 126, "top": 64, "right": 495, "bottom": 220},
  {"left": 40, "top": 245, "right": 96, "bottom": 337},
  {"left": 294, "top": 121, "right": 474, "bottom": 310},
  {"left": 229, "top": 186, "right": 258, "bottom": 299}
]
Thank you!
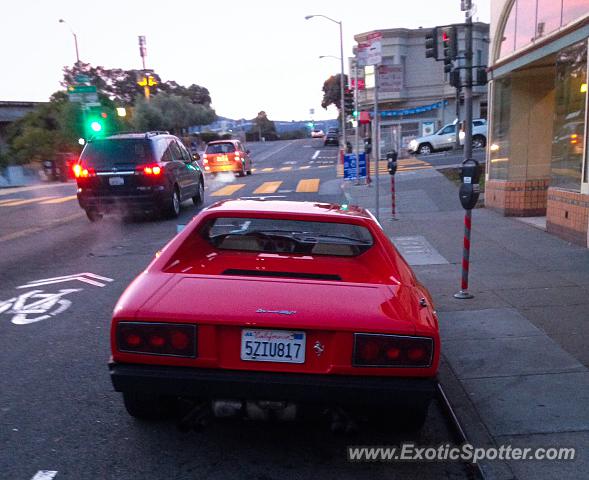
[{"left": 17, "top": 272, "right": 114, "bottom": 289}]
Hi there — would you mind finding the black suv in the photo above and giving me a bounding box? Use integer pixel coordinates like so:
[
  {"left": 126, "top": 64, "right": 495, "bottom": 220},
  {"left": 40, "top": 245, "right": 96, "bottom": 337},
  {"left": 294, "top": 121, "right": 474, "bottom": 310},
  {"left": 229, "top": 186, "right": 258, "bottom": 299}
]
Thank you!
[{"left": 75, "top": 132, "right": 205, "bottom": 222}]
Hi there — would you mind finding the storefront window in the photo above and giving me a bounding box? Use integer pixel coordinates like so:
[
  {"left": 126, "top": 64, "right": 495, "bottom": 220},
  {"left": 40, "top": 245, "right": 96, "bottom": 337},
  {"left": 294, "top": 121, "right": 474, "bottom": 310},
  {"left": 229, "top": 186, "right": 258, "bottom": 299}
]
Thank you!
[
  {"left": 489, "top": 78, "right": 512, "bottom": 180},
  {"left": 562, "top": 0, "right": 589, "bottom": 26},
  {"left": 536, "top": 0, "right": 562, "bottom": 38},
  {"left": 551, "top": 41, "right": 587, "bottom": 190},
  {"left": 516, "top": 0, "right": 538, "bottom": 49},
  {"left": 499, "top": 5, "right": 516, "bottom": 58}
]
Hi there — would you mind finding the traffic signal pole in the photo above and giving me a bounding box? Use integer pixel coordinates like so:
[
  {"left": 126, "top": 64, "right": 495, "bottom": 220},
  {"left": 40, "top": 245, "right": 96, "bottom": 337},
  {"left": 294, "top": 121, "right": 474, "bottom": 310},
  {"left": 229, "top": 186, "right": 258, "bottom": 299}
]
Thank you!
[
  {"left": 354, "top": 63, "right": 360, "bottom": 184},
  {"left": 374, "top": 66, "right": 380, "bottom": 223}
]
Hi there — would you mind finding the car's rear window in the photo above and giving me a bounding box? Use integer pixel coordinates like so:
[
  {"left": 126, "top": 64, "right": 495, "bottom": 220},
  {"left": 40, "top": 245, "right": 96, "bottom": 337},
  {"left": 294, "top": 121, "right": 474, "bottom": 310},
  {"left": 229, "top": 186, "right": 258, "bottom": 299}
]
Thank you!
[
  {"left": 80, "top": 139, "right": 152, "bottom": 169},
  {"left": 206, "top": 143, "right": 236, "bottom": 154},
  {"left": 203, "top": 217, "right": 373, "bottom": 256}
]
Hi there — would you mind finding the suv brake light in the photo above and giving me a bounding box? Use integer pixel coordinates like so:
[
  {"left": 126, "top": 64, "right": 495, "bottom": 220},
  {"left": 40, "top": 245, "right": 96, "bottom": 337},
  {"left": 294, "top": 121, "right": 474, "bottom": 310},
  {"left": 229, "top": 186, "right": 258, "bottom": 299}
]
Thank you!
[
  {"left": 353, "top": 333, "right": 433, "bottom": 367},
  {"left": 116, "top": 322, "right": 197, "bottom": 358},
  {"left": 136, "top": 164, "right": 163, "bottom": 176},
  {"left": 73, "top": 164, "right": 95, "bottom": 178}
]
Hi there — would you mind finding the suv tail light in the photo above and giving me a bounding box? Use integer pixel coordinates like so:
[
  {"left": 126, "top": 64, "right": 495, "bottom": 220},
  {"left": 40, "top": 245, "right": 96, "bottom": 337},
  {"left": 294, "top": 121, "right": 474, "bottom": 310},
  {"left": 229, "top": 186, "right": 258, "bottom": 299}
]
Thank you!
[
  {"left": 136, "top": 164, "right": 163, "bottom": 176},
  {"left": 73, "top": 164, "right": 96, "bottom": 178},
  {"left": 116, "top": 322, "right": 197, "bottom": 358},
  {"left": 353, "top": 333, "right": 433, "bottom": 367}
]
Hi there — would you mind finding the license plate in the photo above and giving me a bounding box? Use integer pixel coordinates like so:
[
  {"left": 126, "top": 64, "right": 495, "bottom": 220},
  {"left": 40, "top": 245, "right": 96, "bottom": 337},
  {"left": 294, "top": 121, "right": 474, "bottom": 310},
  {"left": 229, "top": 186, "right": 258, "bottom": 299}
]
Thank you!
[
  {"left": 218, "top": 155, "right": 228, "bottom": 162},
  {"left": 241, "top": 329, "right": 306, "bottom": 363},
  {"left": 109, "top": 176, "right": 124, "bottom": 186}
]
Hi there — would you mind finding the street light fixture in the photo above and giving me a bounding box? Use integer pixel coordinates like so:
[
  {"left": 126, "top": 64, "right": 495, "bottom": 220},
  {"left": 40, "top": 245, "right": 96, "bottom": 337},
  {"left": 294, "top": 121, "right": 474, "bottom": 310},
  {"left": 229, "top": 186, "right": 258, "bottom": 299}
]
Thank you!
[
  {"left": 305, "top": 14, "right": 346, "bottom": 154},
  {"left": 59, "top": 18, "right": 80, "bottom": 64}
]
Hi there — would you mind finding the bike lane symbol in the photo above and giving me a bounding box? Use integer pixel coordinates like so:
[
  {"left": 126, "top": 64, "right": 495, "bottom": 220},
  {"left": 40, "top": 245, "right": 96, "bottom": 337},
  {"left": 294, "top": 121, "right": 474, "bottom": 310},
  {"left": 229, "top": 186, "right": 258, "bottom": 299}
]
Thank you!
[{"left": 0, "top": 289, "right": 82, "bottom": 325}]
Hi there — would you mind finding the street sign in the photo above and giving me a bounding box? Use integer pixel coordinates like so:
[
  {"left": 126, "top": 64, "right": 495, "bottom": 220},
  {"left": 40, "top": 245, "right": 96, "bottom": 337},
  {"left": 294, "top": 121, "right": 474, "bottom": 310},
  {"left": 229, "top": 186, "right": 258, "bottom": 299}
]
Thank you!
[
  {"left": 68, "top": 92, "right": 99, "bottom": 103},
  {"left": 75, "top": 74, "right": 91, "bottom": 83},
  {"left": 356, "top": 42, "right": 370, "bottom": 67},
  {"left": 68, "top": 85, "right": 97, "bottom": 93},
  {"left": 366, "top": 32, "right": 382, "bottom": 66},
  {"left": 343, "top": 153, "right": 367, "bottom": 180}
]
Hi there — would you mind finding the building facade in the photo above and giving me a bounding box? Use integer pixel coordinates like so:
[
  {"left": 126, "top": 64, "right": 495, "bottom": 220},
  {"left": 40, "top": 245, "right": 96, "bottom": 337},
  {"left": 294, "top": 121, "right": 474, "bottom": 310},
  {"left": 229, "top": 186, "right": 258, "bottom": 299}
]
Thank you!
[
  {"left": 353, "top": 24, "right": 490, "bottom": 155},
  {"left": 486, "top": 0, "right": 589, "bottom": 246}
]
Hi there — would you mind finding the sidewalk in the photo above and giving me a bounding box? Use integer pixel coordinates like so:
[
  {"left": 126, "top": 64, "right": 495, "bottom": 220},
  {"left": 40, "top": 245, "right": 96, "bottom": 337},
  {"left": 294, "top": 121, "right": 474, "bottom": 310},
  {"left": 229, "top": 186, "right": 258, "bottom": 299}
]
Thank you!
[{"left": 344, "top": 167, "right": 589, "bottom": 479}]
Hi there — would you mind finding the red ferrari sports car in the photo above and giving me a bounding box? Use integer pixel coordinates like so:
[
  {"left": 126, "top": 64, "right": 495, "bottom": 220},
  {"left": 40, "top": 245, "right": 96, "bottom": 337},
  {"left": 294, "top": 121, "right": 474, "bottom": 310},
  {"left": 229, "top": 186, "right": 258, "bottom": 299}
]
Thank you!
[{"left": 109, "top": 200, "right": 440, "bottom": 431}]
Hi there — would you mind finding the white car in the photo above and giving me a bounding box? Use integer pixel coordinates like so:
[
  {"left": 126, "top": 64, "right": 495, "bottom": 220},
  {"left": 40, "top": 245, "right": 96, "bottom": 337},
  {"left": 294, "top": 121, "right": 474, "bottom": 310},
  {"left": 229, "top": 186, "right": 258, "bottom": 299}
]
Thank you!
[
  {"left": 311, "top": 129, "right": 325, "bottom": 138},
  {"left": 408, "top": 120, "right": 487, "bottom": 155}
]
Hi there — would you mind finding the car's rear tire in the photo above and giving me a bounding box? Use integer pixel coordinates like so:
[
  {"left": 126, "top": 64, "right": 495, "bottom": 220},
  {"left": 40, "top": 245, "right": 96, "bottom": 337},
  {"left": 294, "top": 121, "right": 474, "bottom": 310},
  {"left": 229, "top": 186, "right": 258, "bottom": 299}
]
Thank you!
[
  {"left": 473, "top": 135, "right": 486, "bottom": 149},
  {"left": 237, "top": 164, "right": 246, "bottom": 177},
  {"left": 192, "top": 180, "right": 204, "bottom": 207},
  {"left": 85, "top": 209, "right": 103, "bottom": 222},
  {"left": 417, "top": 143, "right": 433, "bottom": 155},
  {"left": 165, "top": 186, "right": 181, "bottom": 218},
  {"left": 122, "top": 392, "right": 173, "bottom": 420}
]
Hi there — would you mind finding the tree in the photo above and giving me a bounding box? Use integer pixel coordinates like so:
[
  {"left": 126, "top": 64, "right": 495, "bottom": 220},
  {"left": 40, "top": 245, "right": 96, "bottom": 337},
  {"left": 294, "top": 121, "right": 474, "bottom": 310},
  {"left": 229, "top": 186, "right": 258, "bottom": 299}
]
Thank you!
[
  {"left": 321, "top": 74, "right": 348, "bottom": 110},
  {"left": 250, "top": 111, "right": 277, "bottom": 141},
  {"left": 133, "top": 94, "right": 216, "bottom": 134}
]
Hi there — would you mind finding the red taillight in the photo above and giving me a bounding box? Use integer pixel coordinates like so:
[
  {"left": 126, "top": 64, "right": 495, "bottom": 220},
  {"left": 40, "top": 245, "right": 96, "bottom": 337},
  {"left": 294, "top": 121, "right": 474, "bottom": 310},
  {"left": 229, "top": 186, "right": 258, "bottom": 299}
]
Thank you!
[
  {"left": 137, "top": 164, "right": 163, "bottom": 176},
  {"left": 74, "top": 164, "right": 95, "bottom": 178},
  {"left": 353, "top": 334, "right": 433, "bottom": 367},
  {"left": 116, "top": 322, "right": 197, "bottom": 358}
]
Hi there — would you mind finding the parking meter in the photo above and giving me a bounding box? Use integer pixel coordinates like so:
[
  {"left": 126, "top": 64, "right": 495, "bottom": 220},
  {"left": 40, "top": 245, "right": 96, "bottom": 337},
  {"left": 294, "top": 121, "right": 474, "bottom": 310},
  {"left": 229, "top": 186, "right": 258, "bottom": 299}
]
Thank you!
[
  {"left": 346, "top": 141, "right": 353, "bottom": 154},
  {"left": 364, "top": 137, "right": 372, "bottom": 155},
  {"left": 458, "top": 158, "right": 481, "bottom": 210},
  {"left": 386, "top": 150, "right": 398, "bottom": 175}
]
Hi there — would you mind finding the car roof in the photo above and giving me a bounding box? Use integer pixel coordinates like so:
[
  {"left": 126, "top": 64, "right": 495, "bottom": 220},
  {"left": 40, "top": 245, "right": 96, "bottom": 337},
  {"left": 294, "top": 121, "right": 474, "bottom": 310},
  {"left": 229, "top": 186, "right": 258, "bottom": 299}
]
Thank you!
[{"left": 204, "top": 199, "right": 373, "bottom": 220}]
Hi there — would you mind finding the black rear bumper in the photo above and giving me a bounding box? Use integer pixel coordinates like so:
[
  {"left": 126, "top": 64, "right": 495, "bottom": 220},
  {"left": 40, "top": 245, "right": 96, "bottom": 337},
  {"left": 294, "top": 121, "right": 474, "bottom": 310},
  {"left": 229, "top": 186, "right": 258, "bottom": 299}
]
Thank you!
[
  {"left": 109, "top": 363, "right": 437, "bottom": 408},
  {"left": 78, "top": 191, "right": 168, "bottom": 213}
]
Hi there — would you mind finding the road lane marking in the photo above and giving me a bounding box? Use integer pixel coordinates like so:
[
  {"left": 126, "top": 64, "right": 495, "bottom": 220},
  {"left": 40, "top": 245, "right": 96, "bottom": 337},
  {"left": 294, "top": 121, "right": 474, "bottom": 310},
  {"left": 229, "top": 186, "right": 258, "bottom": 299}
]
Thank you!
[
  {"left": 299, "top": 166, "right": 311, "bottom": 170},
  {"left": 18, "top": 272, "right": 114, "bottom": 289},
  {"left": 279, "top": 166, "right": 292, "bottom": 171},
  {"left": 0, "top": 198, "right": 18, "bottom": 204},
  {"left": 31, "top": 471, "right": 58, "bottom": 480},
  {"left": 261, "top": 167, "right": 274, "bottom": 172},
  {"left": 318, "top": 165, "right": 330, "bottom": 169},
  {"left": 312, "top": 150, "right": 320, "bottom": 160},
  {"left": 0, "top": 213, "right": 85, "bottom": 243},
  {"left": 255, "top": 140, "right": 296, "bottom": 162},
  {"left": 296, "top": 178, "right": 320, "bottom": 193},
  {"left": 253, "top": 181, "right": 282, "bottom": 194},
  {"left": 0, "top": 183, "right": 73, "bottom": 196},
  {"left": 251, "top": 168, "right": 258, "bottom": 172},
  {"left": 210, "top": 184, "right": 246, "bottom": 196},
  {"left": 39, "top": 195, "right": 78, "bottom": 204},
  {"left": 0, "top": 196, "right": 58, "bottom": 207}
]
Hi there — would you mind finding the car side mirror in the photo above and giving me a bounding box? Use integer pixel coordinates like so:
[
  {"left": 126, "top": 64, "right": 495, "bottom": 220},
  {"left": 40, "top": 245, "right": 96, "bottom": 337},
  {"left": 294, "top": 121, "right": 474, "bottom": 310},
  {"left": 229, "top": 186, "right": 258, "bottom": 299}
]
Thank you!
[{"left": 192, "top": 153, "right": 200, "bottom": 161}]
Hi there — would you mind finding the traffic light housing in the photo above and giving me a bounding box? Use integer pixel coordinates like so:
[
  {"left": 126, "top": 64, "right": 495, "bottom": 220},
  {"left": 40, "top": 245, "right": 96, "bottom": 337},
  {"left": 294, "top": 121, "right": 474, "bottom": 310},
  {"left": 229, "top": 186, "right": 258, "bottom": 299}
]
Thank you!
[
  {"left": 344, "top": 88, "right": 354, "bottom": 116},
  {"left": 449, "top": 69, "right": 461, "bottom": 87},
  {"left": 444, "top": 57, "right": 453, "bottom": 74},
  {"left": 476, "top": 68, "right": 488, "bottom": 85},
  {"left": 441, "top": 26, "right": 458, "bottom": 60},
  {"left": 425, "top": 27, "right": 438, "bottom": 59}
]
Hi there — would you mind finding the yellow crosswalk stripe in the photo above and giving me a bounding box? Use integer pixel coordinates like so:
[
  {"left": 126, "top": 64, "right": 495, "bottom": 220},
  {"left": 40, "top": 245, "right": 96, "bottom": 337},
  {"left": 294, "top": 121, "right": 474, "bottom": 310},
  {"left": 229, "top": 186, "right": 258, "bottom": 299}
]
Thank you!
[
  {"left": 253, "top": 181, "right": 283, "bottom": 194},
  {"left": 261, "top": 167, "right": 274, "bottom": 172},
  {"left": 39, "top": 195, "right": 78, "bottom": 204},
  {"left": 318, "top": 165, "right": 331, "bottom": 168},
  {"left": 251, "top": 168, "right": 258, "bottom": 172},
  {"left": 299, "top": 166, "right": 311, "bottom": 170},
  {"left": 296, "top": 178, "right": 320, "bottom": 193},
  {"left": 0, "top": 196, "right": 57, "bottom": 207},
  {"left": 0, "top": 198, "right": 17, "bottom": 205},
  {"left": 210, "top": 184, "right": 246, "bottom": 196},
  {"left": 279, "top": 166, "right": 292, "bottom": 171}
]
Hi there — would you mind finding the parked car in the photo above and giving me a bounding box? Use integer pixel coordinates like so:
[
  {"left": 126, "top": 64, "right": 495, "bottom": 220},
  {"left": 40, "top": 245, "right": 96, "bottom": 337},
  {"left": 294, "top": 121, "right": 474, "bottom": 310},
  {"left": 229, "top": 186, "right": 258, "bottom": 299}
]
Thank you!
[
  {"left": 203, "top": 139, "right": 252, "bottom": 176},
  {"left": 109, "top": 200, "right": 440, "bottom": 431},
  {"left": 408, "top": 120, "right": 487, "bottom": 155},
  {"left": 311, "top": 129, "right": 325, "bottom": 138},
  {"left": 74, "top": 131, "right": 205, "bottom": 222}
]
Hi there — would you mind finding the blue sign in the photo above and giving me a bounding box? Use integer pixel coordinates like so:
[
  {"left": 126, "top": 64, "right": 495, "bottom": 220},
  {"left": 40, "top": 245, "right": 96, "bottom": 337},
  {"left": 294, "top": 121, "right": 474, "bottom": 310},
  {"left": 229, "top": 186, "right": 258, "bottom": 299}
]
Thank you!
[
  {"left": 344, "top": 153, "right": 366, "bottom": 180},
  {"left": 371, "top": 100, "right": 449, "bottom": 118}
]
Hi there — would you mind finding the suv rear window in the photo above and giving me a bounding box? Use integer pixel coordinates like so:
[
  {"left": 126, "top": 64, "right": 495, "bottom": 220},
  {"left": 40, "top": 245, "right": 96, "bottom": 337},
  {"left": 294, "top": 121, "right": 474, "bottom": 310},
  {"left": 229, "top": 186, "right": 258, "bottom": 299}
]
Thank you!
[
  {"left": 203, "top": 217, "right": 373, "bottom": 256},
  {"left": 206, "top": 143, "right": 236, "bottom": 154},
  {"left": 80, "top": 139, "right": 152, "bottom": 169}
]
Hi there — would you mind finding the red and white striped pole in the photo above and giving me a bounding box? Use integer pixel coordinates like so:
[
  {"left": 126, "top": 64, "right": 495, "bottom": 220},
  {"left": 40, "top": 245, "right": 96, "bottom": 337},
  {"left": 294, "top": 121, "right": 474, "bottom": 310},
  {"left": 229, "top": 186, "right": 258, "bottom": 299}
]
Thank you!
[
  {"left": 454, "top": 209, "right": 474, "bottom": 299},
  {"left": 390, "top": 175, "right": 396, "bottom": 219}
]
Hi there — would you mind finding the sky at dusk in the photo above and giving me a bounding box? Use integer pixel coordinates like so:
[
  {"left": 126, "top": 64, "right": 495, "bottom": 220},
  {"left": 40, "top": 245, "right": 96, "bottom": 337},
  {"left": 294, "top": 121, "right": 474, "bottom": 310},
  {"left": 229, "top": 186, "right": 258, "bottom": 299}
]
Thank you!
[{"left": 0, "top": 0, "right": 490, "bottom": 121}]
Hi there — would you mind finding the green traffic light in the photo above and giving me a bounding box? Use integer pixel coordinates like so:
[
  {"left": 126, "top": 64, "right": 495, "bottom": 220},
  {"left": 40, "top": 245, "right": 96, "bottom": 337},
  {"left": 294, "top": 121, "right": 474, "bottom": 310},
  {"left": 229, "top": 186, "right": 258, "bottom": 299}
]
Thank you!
[{"left": 90, "top": 121, "right": 102, "bottom": 132}]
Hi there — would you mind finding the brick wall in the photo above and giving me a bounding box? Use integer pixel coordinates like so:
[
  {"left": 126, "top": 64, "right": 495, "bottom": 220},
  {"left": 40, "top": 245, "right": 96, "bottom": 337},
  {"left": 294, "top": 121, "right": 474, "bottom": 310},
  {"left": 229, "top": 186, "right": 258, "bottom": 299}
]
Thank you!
[
  {"left": 485, "top": 179, "right": 550, "bottom": 216},
  {"left": 546, "top": 188, "right": 589, "bottom": 247}
]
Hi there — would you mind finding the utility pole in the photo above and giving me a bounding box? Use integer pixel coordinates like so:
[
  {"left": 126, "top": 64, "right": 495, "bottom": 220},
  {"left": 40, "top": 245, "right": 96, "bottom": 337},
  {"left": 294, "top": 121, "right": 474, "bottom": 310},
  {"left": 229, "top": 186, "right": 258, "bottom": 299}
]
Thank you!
[{"left": 354, "top": 61, "right": 360, "bottom": 183}]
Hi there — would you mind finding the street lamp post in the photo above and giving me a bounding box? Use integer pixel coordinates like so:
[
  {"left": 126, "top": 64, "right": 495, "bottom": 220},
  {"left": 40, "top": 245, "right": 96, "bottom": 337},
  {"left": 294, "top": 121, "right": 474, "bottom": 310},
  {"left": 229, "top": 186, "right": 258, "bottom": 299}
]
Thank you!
[
  {"left": 59, "top": 19, "right": 80, "bottom": 64},
  {"left": 305, "top": 15, "right": 346, "bottom": 156}
]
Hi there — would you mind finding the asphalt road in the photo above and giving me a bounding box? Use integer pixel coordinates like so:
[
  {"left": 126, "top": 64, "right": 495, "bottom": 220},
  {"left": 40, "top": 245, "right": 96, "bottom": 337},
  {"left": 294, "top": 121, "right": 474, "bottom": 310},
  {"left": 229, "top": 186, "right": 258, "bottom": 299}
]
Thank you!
[{"left": 0, "top": 139, "right": 469, "bottom": 480}]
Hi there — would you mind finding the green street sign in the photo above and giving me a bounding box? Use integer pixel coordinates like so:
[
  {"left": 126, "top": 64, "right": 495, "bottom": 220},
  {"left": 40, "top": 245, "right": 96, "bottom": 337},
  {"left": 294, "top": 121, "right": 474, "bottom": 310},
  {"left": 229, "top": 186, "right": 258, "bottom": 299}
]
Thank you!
[{"left": 69, "top": 85, "right": 97, "bottom": 93}]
